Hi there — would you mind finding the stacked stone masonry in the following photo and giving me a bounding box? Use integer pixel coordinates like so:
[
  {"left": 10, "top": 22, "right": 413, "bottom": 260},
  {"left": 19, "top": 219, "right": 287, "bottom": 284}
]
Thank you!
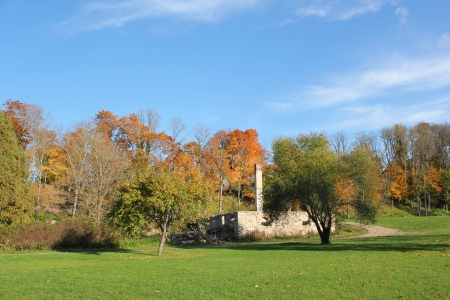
[{"left": 207, "top": 211, "right": 322, "bottom": 239}]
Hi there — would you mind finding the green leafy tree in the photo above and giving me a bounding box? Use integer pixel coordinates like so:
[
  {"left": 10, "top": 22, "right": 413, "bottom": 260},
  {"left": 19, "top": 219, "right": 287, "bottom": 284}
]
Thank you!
[
  {"left": 438, "top": 170, "right": 450, "bottom": 211},
  {"left": 264, "top": 133, "right": 379, "bottom": 244},
  {"left": 109, "top": 168, "right": 208, "bottom": 256},
  {"left": 0, "top": 111, "right": 31, "bottom": 227}
]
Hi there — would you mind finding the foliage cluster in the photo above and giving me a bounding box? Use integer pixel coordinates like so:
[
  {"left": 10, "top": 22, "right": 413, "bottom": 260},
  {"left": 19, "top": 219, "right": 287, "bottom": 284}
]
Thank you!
[
  {"left": 264, "top": 133, "right": 380, "bottom": 244},
  {"left": 108, "top": 167, "right": 211, "bottom": 255},
  {"left": 374, "top": 123, "right": 450, "bottom": 214},
  {"left": 0, "top": 110, "right": 31, "bottom": 227}
]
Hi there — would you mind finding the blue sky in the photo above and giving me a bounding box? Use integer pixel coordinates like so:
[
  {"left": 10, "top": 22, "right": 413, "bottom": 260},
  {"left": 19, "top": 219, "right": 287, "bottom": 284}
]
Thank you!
[{"left": 1, "top": 0, "right": 450, "bottom": 146}]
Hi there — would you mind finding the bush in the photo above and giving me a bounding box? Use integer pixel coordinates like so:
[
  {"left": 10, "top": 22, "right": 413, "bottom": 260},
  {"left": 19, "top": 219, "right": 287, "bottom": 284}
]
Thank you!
[
  {"left": 432, "top": 208, "right": 450, "bottom": 216},
  {"left": 378, "top": 203, "right": 414, "bottom": 218},
  {"left": 0, "top": 220, "right": 119, "bottom": 251}
]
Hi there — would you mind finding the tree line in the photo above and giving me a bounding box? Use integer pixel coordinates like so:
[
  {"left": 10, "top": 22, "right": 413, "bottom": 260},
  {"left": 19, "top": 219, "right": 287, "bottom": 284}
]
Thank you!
[
  {"left": 1, "top": 100, "right": 450, "bottom": 246},
  {"left": 0, "top": 100, "right": 266, "bottom": 229},
  {"left": 329, "top": 123, "right": 450, "bottom": 215}
]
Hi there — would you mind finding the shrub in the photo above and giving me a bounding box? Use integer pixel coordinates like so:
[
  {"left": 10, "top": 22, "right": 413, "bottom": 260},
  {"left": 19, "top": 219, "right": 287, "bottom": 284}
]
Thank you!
[
  {"left": 0, "top": 220, "right": 119, "bottom": 251},
  {"left": 378, "top": 203, "right": 414, "bottom": 218},
  {"left": 432, "top": 208, "right": 450, "bottom": 216}
]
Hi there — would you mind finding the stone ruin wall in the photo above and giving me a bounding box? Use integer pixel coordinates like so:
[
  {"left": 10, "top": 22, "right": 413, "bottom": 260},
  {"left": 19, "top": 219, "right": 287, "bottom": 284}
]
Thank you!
[
  {"left": 207, "top": 211, "right": 319, "bottom": 239},
  {"left": 205, "top": 164, "right": 334, "bottom": 240}
]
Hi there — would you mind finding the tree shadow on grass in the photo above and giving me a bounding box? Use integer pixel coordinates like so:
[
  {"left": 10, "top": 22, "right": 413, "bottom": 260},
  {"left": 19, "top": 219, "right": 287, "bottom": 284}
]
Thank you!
[
  {"left": 55, "top": 248, "right": 135, "bottom": 255},
  {"left": 51, "top": 231, "right": 129, "bottom": 255},
  {"left": 200, "top": 234, "right": 450, "bottom": 253}
]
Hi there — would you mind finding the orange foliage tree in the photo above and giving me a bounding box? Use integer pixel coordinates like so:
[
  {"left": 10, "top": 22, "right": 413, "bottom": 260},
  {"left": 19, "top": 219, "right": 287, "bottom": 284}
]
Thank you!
[
  {"left": 204, "top": 130, "right": 231, "bottom": 214},
  {"left": 227, "top": 129, "right": 265, "bottom": 205}
]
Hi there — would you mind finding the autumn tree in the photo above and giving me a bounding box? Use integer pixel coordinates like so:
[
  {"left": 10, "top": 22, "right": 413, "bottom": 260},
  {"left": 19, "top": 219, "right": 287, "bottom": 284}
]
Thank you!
[
  {"left": 95, "top": 110, "right": 120, "bottom": 140},
  {"left": 3, "top": 100, "right": 30, "bottom": 148},
  {"left": 0, "top": 111, "right": 31, "bottom": 226},
  {"left": 137, "top": 108, "right": 161, "bottom": 133},
  {"left": 409, "top": 122, "right": 435, "bottom": 215},
  {"left": 109, "top": 168, "right": 209, "bottom": 256},
  {"left": 429, "top": 123, "right": 450, "bottom": 170},
  {"left": 380, "top": 124, "right": 410, "bottom": 206},
  {"left": 96, "top": 110, "right": 170, "bottom": 176},
  {"left": 88, "top": 128, "right": 130, "bottom": 221},
  {"left": 264, "top": 133, "right": 379, "bottom": 244},
  {"left": 60, "top": 125, "right": 91, "bottom": 218},
  {"left": 384, "top": 162, "right": 408, "bottom": 205},
  {"left": 227, "top": 129, "right": 265, "bottom": 205},
  {"left": 438, "top": 170, "right": 450, "bottom": 211},
  {"left": 330, "top": 130, "right": 349, "bottom": 155},
  {"left": 204, "top": 130, "right": 231, "bottom": 214},
  {"left": 60, "top": 121, "right": 130, "bottom": 221},
  {"left": 167, "top": 117, "right": 187, "bottom": 144},
  {"left": 189, "top": 124, "right": 211, "bottom": 176}
]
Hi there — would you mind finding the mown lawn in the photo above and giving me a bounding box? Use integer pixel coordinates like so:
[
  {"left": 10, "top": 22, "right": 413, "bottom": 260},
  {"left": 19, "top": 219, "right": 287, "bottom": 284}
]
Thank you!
[{"left": 1, "top": 216, "right": 449, "bottom": 299}]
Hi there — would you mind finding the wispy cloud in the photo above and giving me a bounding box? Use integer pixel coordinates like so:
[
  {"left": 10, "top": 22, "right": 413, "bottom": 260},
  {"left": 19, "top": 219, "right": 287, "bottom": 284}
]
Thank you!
[
  {"left": 295, "top": 0, "right": 396, "bottom": 21},
  {"left": 57, "top": 0, "right": 262, "bottom": 34},
  {"left": 395, "top": 6, "right": 408, "bottom": 25},
  {"left": 301, "top": 55, "right": 450, "bottom": 107},
  {"left": 329, "top": 96, "right": 450, "bottom": 132},
  {"left": 266, "top": 101, "right": 294, "bottom": 112},
  {"left": 437, "top": 32, "right": 450, "bottom": 49},
  {"left": 267, "top": 54, "right": 450, "bottom": 134}
]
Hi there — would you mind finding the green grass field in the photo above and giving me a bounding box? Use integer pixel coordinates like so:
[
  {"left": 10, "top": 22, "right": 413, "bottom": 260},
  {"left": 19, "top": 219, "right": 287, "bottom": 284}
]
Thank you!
[{"left": 1, "top": 217, "right": 449, "bottom": 299}]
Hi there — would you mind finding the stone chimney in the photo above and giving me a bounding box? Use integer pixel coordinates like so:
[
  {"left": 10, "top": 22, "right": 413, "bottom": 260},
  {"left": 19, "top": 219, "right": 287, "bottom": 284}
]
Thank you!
[{"left": 254, "top": 164, "right": 263, "bottom": 211}]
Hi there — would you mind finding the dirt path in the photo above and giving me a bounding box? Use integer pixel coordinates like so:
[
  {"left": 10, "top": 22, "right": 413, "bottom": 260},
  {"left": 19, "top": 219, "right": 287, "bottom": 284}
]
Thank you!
[{"left": 342, "top": 222, "right": 402, "bottom": 238}]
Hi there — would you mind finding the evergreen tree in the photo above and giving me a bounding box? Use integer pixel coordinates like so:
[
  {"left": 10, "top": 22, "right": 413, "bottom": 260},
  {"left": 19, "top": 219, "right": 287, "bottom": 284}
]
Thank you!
[{"left": 0, "top": 111, "right": 31, "bottom": 227}]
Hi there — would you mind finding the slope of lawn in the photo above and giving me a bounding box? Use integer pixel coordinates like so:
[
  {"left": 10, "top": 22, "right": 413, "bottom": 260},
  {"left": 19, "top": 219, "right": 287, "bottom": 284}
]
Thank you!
[{"left": 1, "top": 216, "right": 449, "bottom": 299}]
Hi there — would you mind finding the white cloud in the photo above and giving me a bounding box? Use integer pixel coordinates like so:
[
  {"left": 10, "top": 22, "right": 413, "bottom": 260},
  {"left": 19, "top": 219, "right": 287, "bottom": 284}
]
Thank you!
[
  {"left": 266, "top": 54, "right": 450, "bottom": 135},
  {"left": 437, "top": 32, "right": 450, "bottom": 49},
  {"left": 302, "top": 55, "right": 450, "bottom": 107},
  {"left": 395, "top": 6, "right": 408, "bottom": 25},
  {"left": 295, "top": 0, "right": 396, "bottom": 20},
  {"left": 266, "top": 101, "right": 294, "bottom": 112},
  {"left": 58, "top": 0, "right": 262, "bottom": 33},
  {"left": 330, "top": 97, "right": 450, "bottom": 132}
]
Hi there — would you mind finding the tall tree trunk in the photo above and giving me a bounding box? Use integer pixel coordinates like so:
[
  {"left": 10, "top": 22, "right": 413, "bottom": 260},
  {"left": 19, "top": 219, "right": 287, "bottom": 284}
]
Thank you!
[
  {"left": 218, "top": 175, "right": 223, "bottom": 214},
  {"left": 417, "top": 198, "right": 421, "bottom": 216},
  {"left": 428, "top": 195, "right": 431, "bottom": 214},
  {"left": 35, "top": 174, "right": 42, "bottom": 222},
  {"left": 237, "top": 169, "right": 242, "bottom": 206},
  {"left": 346, "top": 199, "right": 349, "bottom": 219},
  {"left": 157, "top": 215, "right": 169, "bottom": 256},
  {"left": 310, "top": 215, "right": 331, "bottom": 244},
  {"left": 72, "top": 188, "right": 79, "bottom": 219},
  {"left": 318, "top": 221, "right": 332, "bottom": 245},
  {"left": 96, "top": 193, "right": 103, "bottom": 222}
]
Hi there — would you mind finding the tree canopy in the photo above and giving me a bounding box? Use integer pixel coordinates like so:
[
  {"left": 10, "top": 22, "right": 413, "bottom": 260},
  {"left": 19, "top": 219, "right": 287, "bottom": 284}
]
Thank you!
[
  {"left": 264, "top": 133, "right": 379, "bottom": 244},
  {"left": 0, "top": 111, "right": 31, "bottom": 227},
  {"left": 109, "top": 168, "right": 210, "bottom": 255}
]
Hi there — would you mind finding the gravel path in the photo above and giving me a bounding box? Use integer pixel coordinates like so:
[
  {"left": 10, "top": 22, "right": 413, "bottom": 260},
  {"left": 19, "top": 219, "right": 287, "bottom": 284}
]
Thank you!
[{"left": 343, "top": 222, "right": 402, "bottom": 238}]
